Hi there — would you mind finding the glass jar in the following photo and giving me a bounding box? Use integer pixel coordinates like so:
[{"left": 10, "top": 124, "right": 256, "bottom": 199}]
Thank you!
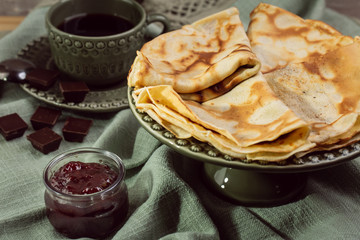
[{"left": 43, "top": 147, "right": 129, "bottom": 239}]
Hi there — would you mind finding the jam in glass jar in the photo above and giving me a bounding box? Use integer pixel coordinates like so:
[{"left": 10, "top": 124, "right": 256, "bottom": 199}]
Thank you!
[{"left": 43, "top": 147, "right": 128, "bottom": 239}]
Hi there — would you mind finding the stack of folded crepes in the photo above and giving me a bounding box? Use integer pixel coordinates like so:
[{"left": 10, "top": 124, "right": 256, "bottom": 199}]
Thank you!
[{"left": 128, "top": 4, "right": 360, "bottom": 162}]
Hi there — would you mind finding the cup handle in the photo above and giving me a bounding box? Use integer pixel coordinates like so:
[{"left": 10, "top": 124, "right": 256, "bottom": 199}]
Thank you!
[{"left": 145, "top": 13, "right": 171, "bottom": 39}]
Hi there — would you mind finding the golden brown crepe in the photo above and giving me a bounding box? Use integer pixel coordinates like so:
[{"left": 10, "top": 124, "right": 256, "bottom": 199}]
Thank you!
[
  {"left": 128, "top": 7, "right": 260, "bottom": 102},
  {"left": 132, "top": 73, "right": 315, "bottom": 161},
  {"left": 265, "top": 38, "right": 360, "bottom": 154},
  {"left": 247, "top": 3, "right": 353, "bottom": 73}
]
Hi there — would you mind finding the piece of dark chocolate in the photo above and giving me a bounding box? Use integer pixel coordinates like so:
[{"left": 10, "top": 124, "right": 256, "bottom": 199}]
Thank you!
[
  {"left": 27, "top": 127, "right": 62, "bottom": 154},
  {"left": 0, "top": 113, "right": 28, "bottom": 140},
  {"left": 30, "top": 106, "right": 61, "bottom": 130},
  {"left": 62, "top": 117, "right": 92, "bottom": 142},
  {"left": 0, "top": 58, "right": 36, "bottom": 83},
  {"left": 59, "top": 81, "right": 90, "bottom": 103},
  {"left": 26, "top": 68, "right": 60, "bottom": 90}
]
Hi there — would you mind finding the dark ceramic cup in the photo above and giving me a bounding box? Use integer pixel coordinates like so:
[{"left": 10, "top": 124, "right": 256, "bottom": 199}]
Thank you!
[{"left": 45, "top": 0, "right": 170, "bottom": 87}]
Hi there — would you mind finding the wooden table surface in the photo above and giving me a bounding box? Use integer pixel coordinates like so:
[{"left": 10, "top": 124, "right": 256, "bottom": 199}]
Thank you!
[
  {"left": 0, "top": 16, "right": 25, "bottom": 31},
  {"left": 0, "top": 0, "right": 358, "bottom": 32}
]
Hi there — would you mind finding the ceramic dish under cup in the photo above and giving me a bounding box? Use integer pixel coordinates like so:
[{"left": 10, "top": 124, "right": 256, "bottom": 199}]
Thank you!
[
  {"left": 17, "top": 37, "right": 129, "bottom": 113},
  {"left": 128, "top": 87, "right": 360, "bottom": 205}
]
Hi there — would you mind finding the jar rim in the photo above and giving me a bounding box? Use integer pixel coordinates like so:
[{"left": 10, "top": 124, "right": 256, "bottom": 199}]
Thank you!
[{"left": 43, "top": 147, "right": 126, "bottom": 199}]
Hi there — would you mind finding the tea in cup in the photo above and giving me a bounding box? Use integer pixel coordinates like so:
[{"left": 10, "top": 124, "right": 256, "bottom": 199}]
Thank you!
[{"left": 45, "top": 0, "right": 170, "bottom": 87}]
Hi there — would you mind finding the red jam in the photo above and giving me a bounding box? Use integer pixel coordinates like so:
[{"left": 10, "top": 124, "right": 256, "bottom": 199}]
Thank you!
[
  {"left": 45, "top": 159, "right": 128, "bottom": 239},
  {"left": 50, "top": 161, "right": 118, "bottom": 195}
]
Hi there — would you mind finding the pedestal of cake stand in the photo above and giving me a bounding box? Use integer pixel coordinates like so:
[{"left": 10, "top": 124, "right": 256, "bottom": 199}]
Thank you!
[{"left": 202, "top": 163, "right": 307, "bottom": 206}]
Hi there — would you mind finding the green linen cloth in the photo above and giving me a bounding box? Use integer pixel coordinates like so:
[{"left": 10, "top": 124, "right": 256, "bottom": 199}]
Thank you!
[{"left": 1, "top": 0, "right": 360, "bottom": 239}]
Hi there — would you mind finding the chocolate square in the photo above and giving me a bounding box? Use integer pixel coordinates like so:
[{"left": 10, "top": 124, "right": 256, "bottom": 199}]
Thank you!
[
  {"left": 26, "top": 68, "right": 60, "bottom": 90},
  {"left": 62, "top": 117, "right": 92, "bottom": 142},
  {"left": 30, "top": 106, "right": 62, "bottom": 130},
  {"left": 27, "top": 127, "right": 62, "bottom": 154},
  {"left": 59, "top": 81, "right": 90, "bottom": 103},
  {"left": 0, "top": 113, "right": 28, "bottom": 140},
  {"left": 0, "top": 58, "right": 35, "bottom": 83}
]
